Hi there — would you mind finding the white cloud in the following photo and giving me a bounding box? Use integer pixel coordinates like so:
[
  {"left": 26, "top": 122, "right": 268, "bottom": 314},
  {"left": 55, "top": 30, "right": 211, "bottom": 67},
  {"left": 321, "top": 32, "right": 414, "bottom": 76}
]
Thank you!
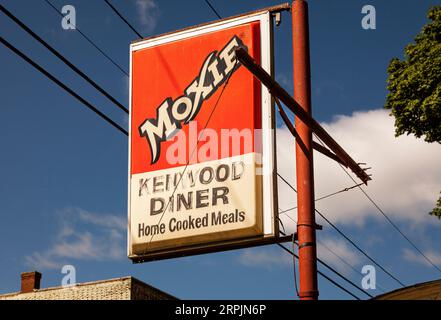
[
  {"left": 317, "top": 237, "right": 361, "bottom": 274},
  {"left": 277, "top": 109, "right": 441, "bottom": 227},
  {"left": 135, "top": 0, "right": 159, "bottom": 33},
  {"left": 25, "top": 208, "right": 126, "bottom": 270},
  {"left": 236, "top": 237, "right": 360, "bottom": 275},
  {"left": 403, "top": 248, "right": 441, "bottom": 267},
  {"left": 76, "top": 208, "right": 125, "bottom": 230},
  {"left": 276, "top": 73, "right": 292, "bottom": 91},
  {"left": 25, "top": 252, "right": 63, "bottom": 270},
  {"left": 237, "top": 247, "right": 292, "bottom": 269}
]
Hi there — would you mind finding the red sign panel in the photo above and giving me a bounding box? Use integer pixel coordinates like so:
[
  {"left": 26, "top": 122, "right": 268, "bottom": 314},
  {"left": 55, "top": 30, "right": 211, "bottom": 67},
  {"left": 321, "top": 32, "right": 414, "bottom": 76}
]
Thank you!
[{"left": 132, "top": 24, "right": 261, "bottom": 172}]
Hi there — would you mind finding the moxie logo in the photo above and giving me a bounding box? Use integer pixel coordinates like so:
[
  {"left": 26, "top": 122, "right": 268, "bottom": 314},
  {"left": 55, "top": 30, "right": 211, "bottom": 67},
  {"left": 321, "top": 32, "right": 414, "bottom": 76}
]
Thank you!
[{"left": 139, "top": 35, "right": 248, "bottom": 164}]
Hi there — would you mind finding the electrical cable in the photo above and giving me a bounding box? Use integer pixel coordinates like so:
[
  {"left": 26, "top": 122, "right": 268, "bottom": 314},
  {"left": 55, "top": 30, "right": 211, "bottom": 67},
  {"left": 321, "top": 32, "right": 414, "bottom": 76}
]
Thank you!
[
  {"left": 0, "top": 4, "right": 128, "bottom": 114},
  {"left": 279, "top": 226, "right": 373, "bottom": 298},
  {"left": 281, "top": 210, "right": 386, "bottom": 293},
  {"left": 342, "top": 162, "right": 441, "bottom": 274},
  {"left": 277, "top": 172, "right": 406, "bottom": 287},
  {"left": 0, "top": 36, "right": 128, "bottom": 136},
  {"left": 203, "top": 0, "right": 222, "bottom": 20},
  {"left": 42, "top": 0, "right": 129, "bottom": 77},
  {"left": 313, "top": 133, "right": 441, "bottom": 274},
  {"left": 292, "top": 233, "right": 300, "bottom": 298},
  {"left": 276, "top": 243, "right": 362, "bottom": 300},
  {"left": 314, "top": 244, "right": 373, "bottom": 299},
  {"left": 278, "top": 182, "right": 365, "bottom": 215},
  {"left": 318, "top": 239, "right": 386, "bottom": 293},
  {"left": 103, "top": 0, "right": 143, "bottom": 38},
  {"left": 274, "top": 98, "right": 406, "bottom": 287}
]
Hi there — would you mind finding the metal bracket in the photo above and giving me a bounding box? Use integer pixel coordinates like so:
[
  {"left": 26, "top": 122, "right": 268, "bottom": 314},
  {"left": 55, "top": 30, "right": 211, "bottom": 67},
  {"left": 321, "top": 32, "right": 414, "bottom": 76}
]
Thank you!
[
  {"left": 272, "top": 12, "right": 282, "bottom": 26},
  {"left": 298, "top": 242, "right": 316, "bottom": 250},
  {"left": 130, "top": 234, "right": 294, "bottom": 263}
]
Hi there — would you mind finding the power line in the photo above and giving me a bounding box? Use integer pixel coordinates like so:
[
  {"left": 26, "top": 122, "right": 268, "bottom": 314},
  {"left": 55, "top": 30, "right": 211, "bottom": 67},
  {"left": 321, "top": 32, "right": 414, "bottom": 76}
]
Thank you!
[
  {"left": 42, "top": 0, "right": 129, "bottom": 77},
  {"left": 318, "top": 239, "right": 386, "bottom": 294},
  {"left": 315, "top": 183, "right": 365, "bottom": 202},
  {"left": 273, "top": 76, "right": 411, "bottom": 287},
  {"left": 274, "top": 101, "right": 406, "bottom": 287},
  {"left": 280, "top": 208, "right": 386, "bottom": 294},
  {"left": 0, "top": 4, "right": 128, "bottom": 114},
  {"left": 285, "top": 236, "right": 373, "bottom": 299},
  {"left": 289, "top": 233, "right": 300, "bottom": 297},
  {"left": 1, "top": 36, "right": 128, "bottom": 136},
  {"left": 314, "top": 244, "right": 373, "bottom": 299},
  {"left": 317, "top": 203, "right": 407, "bottom": 288},
  {"left": 277, "top": 243, "right": 362, "bottom": 300},
  {"left": 203, "top": 0, "right": 222, "bottom": 20},
  {"left": 277, "top": 173, "right": 406, "bottom": 287},
  {"left": 318, "top": 241, "right": 385, "bottom": 298},
  {"left": 278, "top": 182, "right": 364, "bottom": 215},
  {"left": 279, "top": 216, "right": 374, "bottom": 298},
  {"left": 103, "top": 0, "right": 143, "bottom": 38},
  {"left": 313, "top": 133, "right": 441, "bottom": 275},
  {"left": 342, "top": 163, "right": 441, "bottom": 274}
]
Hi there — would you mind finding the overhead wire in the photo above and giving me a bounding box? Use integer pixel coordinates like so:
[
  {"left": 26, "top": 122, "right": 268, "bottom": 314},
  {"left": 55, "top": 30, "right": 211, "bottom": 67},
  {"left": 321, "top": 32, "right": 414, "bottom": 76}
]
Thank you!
[
  {"left": 0, "top": 36, "right": 128, "bottom": 136},
  {"left": 318, "top": 239, "right": 386, "bottom": 293},
  {"left": 278, "top": 182, "right": 365, "bottom": 215},
  {"left": 291, "top": 233, "right": 300, "bottom": 298},
  {"left": 312, "top": 133, "right": 441, "bottom": 274},
  {"left": 42, "top": 0, "right": 129, "bottom": 77},
  {"left": 0, "top": 4, "right": 128, "bottom": 114},
  {"left": 277, "top": 172, "right": 406, "bottom": 287},
  {"left": 203, "top": 0, "right": 222, "bottom": 20},
  {"left": 279, "top": 217, "right": 374, "bottom": 298},
  {"left": 103, "top": 0, "right": 144, "bottom": 38},
  {"left": 276, "top": 243, "right": 362, "bottom": 300},
  {"left": 280, "top": 208, "right": 386, "bottom": 293}
]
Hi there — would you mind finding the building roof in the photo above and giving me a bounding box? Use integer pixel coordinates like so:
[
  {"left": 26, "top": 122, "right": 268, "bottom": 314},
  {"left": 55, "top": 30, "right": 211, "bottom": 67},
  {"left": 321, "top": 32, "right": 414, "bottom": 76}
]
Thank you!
[
  {"left": 374, "top": 279, "right": 441, "bottom": 300},
  {"left": 0, "top": 275, "right": 177, "bottom": 300}
]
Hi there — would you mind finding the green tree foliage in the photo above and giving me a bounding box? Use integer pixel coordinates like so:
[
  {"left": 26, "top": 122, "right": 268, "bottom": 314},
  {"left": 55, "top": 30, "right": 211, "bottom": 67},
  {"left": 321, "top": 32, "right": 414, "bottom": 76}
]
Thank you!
[
  {"left": 385, "top": 6, "right": 441, "bottom": 143},
  {"left": 430, "top": 193, "right": 441, "bottom": 219},
  {"left": 385, "top": 6, "right": 441, "bottom": 220}
]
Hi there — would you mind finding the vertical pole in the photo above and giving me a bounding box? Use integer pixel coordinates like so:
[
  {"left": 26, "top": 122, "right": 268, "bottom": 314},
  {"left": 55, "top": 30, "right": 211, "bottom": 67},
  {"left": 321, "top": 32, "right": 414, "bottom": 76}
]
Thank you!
[{"left": 292, "top": 0, "right": 318, "bottom": 300}]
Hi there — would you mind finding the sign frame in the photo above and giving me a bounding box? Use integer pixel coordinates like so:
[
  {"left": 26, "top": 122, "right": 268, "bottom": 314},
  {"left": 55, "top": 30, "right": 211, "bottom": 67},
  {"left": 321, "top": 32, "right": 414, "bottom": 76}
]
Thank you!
[{"left": 128, "top": 9, "right": 279, "bottom": 262}]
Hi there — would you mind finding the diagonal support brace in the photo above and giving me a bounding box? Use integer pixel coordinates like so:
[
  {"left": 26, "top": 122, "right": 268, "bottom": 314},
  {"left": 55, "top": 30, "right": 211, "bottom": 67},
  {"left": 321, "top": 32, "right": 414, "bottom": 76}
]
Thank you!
[{"left": 235, "top": 47, "right": 371, "bottom": 184}]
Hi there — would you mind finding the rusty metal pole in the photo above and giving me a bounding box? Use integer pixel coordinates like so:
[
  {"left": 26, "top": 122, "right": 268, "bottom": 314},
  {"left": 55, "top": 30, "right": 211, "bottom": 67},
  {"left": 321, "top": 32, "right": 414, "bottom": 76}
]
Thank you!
[{"left": 292, "top": 0, "right": 318, "bottom": 300}]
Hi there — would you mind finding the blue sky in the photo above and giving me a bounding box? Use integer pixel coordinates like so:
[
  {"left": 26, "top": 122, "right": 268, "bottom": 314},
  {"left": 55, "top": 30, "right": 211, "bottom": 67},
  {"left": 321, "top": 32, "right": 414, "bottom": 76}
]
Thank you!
[{"left": 1, "top": 0, "right": 441, "bottom": 300}]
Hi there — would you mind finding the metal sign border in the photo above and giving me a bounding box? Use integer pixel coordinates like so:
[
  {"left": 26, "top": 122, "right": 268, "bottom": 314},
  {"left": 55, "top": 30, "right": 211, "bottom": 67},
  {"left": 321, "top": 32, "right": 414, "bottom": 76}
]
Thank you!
[{"left": 128, "top": 10, "right": 278, "bottom": 261}]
